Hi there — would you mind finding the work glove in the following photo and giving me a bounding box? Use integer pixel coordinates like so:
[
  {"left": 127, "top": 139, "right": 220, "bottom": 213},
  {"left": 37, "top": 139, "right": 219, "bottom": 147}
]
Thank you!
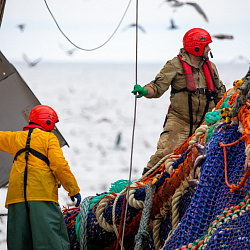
[
  {"left": 131, "top": 84, "right": 148, "bottom": 98},
  {"left": 70, "top": 193, "right": 81, "bottom": 207}
]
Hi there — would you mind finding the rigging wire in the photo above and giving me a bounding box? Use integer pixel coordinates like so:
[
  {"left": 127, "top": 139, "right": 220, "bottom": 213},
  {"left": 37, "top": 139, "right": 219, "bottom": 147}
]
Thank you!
[
  {"left": 44, "top": 0, "right": 132, "bottom": 51},
  {"left": 45, "top": 0, "right": 140, "bottom": 246},
  {"left": 120, "top": 0, "right": 139, "bottom": 248}
]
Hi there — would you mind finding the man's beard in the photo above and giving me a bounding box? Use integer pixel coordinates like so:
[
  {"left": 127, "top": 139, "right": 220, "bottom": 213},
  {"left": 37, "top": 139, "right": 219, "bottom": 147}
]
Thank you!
[{"left": 202, "top": 51, "right": 213, "bottom": 61}]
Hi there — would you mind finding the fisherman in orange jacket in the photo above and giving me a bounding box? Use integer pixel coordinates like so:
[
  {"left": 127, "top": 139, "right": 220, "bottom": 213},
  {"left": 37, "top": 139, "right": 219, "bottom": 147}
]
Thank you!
[
  {"left": 132, "top": 28, "right": 226, "bottom": 175},
  {"left": 0, "top": 105, "right": 81, "bottom": 250}
]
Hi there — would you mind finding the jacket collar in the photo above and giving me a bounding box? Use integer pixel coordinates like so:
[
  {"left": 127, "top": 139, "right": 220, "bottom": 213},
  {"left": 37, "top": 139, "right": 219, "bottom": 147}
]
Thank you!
[
  {"left": 23, "top": 124, "right": 48, "bottom": 132},
  {"left": 179, "top": 48, "right": 205, "bottom": 68}
]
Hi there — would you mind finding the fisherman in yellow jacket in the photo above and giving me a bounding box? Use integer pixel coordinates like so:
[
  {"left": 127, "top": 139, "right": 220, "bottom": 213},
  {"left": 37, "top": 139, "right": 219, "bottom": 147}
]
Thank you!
[
  {"left": 0, "top": 105, "right": 81, "bottom": 250},
  {"left": 132, "top": 28, "right": 226, "bottom": 174}
]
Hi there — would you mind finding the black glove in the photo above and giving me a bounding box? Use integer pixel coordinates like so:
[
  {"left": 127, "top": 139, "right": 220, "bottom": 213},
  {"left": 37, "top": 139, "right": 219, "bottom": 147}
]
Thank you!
[{"left": 70, "top": 193, "right": 81, "bottom": 207}]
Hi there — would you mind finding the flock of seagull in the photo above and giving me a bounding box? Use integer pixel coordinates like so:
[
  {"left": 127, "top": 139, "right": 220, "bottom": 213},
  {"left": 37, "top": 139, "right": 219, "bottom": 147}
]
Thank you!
[
  {"left": 16, "top": 0, "right": 234, "bottom": 66},
  {"left": 16, "top": 25, "right": 77, "bottom": 67},
  {"left": 123, "top": 0, "right": 234, "bottom": 41}
]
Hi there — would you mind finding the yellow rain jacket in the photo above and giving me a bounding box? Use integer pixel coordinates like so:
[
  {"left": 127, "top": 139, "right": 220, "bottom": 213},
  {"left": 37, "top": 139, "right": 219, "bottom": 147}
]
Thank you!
[{"left": 0, "top": 128, "right": 80, "bottom": 208}]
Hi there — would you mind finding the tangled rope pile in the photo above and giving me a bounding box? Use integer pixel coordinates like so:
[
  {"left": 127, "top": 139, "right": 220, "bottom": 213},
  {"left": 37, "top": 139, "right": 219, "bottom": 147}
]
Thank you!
[{"left": 63, "top": 65, "right": 250, "bottom": 249}]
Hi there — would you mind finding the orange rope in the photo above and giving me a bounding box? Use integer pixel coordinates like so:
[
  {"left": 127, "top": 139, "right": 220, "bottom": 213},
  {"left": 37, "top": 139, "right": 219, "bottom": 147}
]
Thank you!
[
  {"left": 173, "top": 136, "right": 193, "bottom": 155},
  {"left": 228, "top": 91, "right": 239, "bottom": 106},
  {"left": 92, "top": 192, "right": 119, "bottom": 211},
  {"left": 126, "top": 181, "right": 145, "bottom": 189},
  {"left": 220, "top": 135, "right": 250, "bottom": 192},
  {"left": 238, "top": 100, "right": 250, "bottom": 147},
  {"left": 214, "top": 88, "right": 232, "bottom": 109},
  {"left": 62, "top": 206, "right": 80, "bottom": 229},
  {"left": 62, "top": 206, "right": 79, "bottom": 213},
  {"left": 150, "top": 144, "right": 199, "bottom": 218}
]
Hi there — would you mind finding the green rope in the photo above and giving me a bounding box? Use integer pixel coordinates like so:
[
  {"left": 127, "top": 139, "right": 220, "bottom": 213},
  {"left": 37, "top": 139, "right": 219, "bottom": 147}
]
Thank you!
[
  {"left": 219, "top": 96, "right": 230, "bottom": 109},
  {"left": 204, "top": 94, "right": 231, "bottom": 143},
  {"left": 205, "top": 95, "right": 230, "bottom": 127},
  {"left": 109, "top": 179, "right": 133, "bottom": 193},
  {"left": 205, "top": 110, "right": 221, "bottom": 126},
  {"left": 88, "top": 179, "right": 134, "bottom": 211}
]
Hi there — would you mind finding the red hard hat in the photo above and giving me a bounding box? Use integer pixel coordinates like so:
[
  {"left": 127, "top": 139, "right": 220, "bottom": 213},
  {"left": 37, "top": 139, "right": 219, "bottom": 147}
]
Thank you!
[
  {"left": 183, "top": 28, "right": 212, "bottom": 57},
  {"left": 29, "top": 105, "right": 59, "bottom": 131}
]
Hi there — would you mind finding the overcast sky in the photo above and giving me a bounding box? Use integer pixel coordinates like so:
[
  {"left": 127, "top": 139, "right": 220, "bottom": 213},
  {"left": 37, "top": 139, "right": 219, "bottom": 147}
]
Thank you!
[{"left": 0, "top": 0, "right": 250, "bottom": 64}]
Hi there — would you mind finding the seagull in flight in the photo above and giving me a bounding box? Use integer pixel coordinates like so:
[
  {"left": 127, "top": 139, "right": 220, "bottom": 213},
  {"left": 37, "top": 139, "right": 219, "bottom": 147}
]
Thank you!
[
  {"left": 58, "top": 43, "right": 77, "bottom": 56},
  {"left": 23, "top": 53, "right": 42, "bottom": 67},
  {"left": 114, "top": 132, "right": 122, "bottom": 149},
  {"left": 161, "top": 0, "right": 208, "bottom": 22},
  {"left": 17, "top": 24, "right": 26, "bottom": 32},
  {"left": 212, "top": 34, "right": 234, "bottom": 40},
  {"left": 122, "top": 23, "right": 146, "bottom": 33},
  {"left": 168, "top": 18, "right": 178, "bottom": 29}
]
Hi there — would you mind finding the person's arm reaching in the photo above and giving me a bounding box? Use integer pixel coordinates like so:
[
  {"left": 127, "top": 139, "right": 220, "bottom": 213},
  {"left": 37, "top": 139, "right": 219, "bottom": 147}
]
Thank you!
[{"left": 131, "top": 85, "right": 154, "bottom": 98}]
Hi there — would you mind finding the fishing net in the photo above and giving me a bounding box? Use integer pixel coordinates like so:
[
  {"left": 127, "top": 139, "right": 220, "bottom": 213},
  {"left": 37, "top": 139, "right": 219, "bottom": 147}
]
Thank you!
[
  {"left": 163, "top": 123, "right": 249, "bottom": 249},
  {"left": 63, "top": 67, "right": 250, "bottom": 249}
]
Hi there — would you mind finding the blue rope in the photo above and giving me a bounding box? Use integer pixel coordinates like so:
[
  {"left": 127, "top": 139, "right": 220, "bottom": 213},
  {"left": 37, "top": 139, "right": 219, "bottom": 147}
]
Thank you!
[
  {"left": 134, "top": 181, "right": 156, "bottom": 250},
  {"left": 79, "top": 196, "right": 94, "bottom": 250}
]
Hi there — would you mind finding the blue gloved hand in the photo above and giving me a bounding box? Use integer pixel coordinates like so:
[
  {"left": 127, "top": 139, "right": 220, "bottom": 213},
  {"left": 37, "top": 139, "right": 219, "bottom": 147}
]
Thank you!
[
  {"left": 131, "top": 84, "right": 148, "bottom": 98},
  {"left": 70, "top": 193, "right": 81, "bottom": 207}
]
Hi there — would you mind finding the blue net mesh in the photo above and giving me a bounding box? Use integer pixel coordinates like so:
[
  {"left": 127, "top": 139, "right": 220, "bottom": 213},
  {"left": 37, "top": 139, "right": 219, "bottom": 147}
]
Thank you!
[
  {"left": 204, "top": 209, "right": 250, "bottom": 249},
  {"left": 163, "top": 123, "right": 250, "bottom": 249}
]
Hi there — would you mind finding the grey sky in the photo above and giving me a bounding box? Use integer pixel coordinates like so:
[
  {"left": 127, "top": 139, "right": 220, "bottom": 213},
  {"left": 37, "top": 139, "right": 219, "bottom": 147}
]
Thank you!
[{"left": 0, "top": 0, "right": 250, "bottom": 63}]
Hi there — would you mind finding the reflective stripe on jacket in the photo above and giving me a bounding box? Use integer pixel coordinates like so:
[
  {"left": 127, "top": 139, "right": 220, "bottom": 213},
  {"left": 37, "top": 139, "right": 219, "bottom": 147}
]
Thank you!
[{"left": 0, "top": 128, "right": 80, "bottom": 208}]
